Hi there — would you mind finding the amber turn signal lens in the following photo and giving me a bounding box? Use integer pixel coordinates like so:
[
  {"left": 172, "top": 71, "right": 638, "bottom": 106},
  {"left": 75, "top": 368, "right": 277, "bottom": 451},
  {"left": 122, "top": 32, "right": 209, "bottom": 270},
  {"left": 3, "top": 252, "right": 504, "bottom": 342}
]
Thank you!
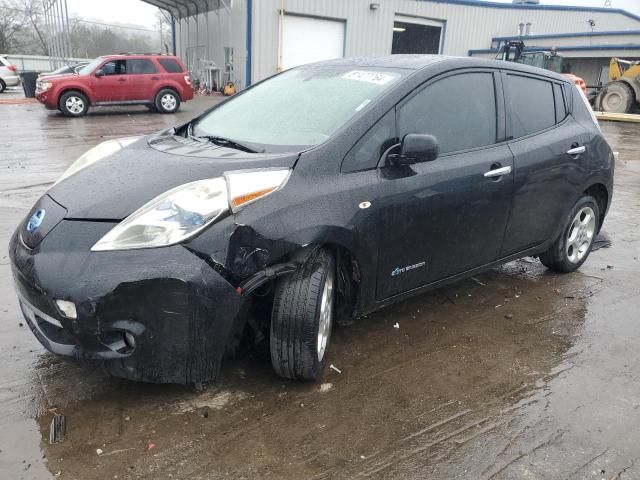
[{"left": 231, "top": 187, "right": 276, "bottom": 208}]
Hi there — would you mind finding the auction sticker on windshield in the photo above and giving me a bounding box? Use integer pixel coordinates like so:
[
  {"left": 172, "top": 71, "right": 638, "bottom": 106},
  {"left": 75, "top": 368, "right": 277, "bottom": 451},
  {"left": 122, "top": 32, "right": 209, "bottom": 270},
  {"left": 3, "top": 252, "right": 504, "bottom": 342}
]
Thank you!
[{"left": 342, "top": 70, "right": 396, "bottom": 85}]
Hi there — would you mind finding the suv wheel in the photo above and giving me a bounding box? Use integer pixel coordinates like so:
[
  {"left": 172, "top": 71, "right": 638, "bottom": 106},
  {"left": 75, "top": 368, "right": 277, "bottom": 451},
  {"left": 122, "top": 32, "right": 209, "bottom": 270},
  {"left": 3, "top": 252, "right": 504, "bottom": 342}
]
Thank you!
[
  {"left": 59, "top": 91, "right": 89, "bottom": 117},
  {"left": 270, "top": 248, "right": 335, "bottom": 381},
  {"left": 539, "top": 195, "right": 600, "bottom": 273},
  {"left": 0, "top": 79, "right": 6, "bottom": 93},
  {"left": 155, "top": 89, "right": 180, "bottom": 113}
]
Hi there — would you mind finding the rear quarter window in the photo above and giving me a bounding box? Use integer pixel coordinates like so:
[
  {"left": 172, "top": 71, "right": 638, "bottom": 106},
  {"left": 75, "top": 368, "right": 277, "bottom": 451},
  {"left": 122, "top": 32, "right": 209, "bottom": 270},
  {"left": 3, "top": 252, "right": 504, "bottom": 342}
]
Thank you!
[
  {"left": 158, "top": 59, "right": 183, "bottom": 73},
  {"left": 553, "top": 83, "right": 567, "bottom": 122},
  {"left": 505, "top": 74, "right": 556, "bottom": 138}
]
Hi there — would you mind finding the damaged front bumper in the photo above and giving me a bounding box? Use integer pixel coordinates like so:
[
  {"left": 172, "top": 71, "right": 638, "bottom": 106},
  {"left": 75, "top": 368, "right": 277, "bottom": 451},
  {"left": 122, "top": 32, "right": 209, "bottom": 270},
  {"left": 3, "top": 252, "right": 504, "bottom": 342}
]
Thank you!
[{"left": 9, "top": 217, "right": 247, "bottom": 384}]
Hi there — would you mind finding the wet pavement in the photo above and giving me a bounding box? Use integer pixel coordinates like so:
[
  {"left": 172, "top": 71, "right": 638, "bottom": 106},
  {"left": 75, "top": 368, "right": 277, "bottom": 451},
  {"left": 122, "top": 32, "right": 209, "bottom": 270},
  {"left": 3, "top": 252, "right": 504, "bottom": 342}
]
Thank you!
[{"left": 1, "top": 94, "right": 640, "bottom": 480}]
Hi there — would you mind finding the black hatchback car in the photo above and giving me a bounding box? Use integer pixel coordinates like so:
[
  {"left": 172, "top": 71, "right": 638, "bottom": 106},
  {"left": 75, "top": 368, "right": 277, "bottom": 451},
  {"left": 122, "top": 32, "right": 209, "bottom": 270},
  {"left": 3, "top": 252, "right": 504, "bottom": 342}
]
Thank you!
[{"left": 10, "top": 56, "right": 613, "bottom": 384}]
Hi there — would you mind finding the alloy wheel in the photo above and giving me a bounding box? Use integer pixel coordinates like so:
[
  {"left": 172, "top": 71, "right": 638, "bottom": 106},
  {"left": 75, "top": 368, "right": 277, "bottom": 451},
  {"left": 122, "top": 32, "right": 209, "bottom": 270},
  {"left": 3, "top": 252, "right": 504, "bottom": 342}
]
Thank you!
[
  {"left": 161, "top": 94, "right": 177, "bottom": 111},
  {"left": 65, "top": 96, "right": 84, "bottom": 114},
  {"left": 566, "top": 206, "right": 596, "bottom": 264},
  {"left": 317, "top": 269, "right": 334, "bottom": 362}
]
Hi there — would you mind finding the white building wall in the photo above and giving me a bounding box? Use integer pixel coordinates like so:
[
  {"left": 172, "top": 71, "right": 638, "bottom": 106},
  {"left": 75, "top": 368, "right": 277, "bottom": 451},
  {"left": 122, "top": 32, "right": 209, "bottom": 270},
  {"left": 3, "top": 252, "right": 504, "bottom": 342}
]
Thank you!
[
  {"left": 172, "top": 0, "right": 640, "bottom": 87},
  {"left": 251, "top": 0, "right": 640, "bottom": 81}
]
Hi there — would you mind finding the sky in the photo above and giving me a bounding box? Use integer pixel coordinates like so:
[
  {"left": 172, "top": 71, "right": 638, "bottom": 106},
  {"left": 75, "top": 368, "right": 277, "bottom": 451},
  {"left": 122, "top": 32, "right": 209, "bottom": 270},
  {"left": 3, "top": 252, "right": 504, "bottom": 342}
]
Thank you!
[
  {"left": 67, "top": 0, "right": 161, "bottom": 30},
  {"left": 66, "top": 0, "right": 640, "bottom": 32}
]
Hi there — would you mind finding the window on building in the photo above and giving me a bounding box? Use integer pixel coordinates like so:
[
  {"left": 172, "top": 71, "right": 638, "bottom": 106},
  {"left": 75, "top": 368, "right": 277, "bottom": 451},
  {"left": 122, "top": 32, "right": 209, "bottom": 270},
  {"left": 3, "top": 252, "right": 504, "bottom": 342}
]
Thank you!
[
  {"left": 127, "top": 59, "right": 157, "bottom": 74},
  {"left": 392, "top": 21, "right": 441, "bottom": 54},
  {"left": 505, "top": 74, "right": 555, "bottom": 138},
  {"left": 343, "top": 109, "right": 397, "bottom": 172},
  {"left": 398, "top": 72, "right": 498, "bottom": 154}
]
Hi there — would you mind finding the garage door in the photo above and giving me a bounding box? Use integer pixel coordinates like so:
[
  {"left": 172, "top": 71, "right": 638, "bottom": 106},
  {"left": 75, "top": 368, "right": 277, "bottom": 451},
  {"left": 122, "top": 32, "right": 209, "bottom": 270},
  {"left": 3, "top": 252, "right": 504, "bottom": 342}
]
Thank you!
[{"left": 282, "top": 15, "right": 345, "bottom": 70}]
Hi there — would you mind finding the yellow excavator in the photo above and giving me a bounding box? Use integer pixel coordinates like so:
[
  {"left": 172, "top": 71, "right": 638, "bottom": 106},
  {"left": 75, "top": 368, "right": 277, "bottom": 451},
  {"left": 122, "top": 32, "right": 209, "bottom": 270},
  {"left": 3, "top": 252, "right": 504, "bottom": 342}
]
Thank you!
[{"left": 596, "top": 58, "right": 640, "bottom": 113}]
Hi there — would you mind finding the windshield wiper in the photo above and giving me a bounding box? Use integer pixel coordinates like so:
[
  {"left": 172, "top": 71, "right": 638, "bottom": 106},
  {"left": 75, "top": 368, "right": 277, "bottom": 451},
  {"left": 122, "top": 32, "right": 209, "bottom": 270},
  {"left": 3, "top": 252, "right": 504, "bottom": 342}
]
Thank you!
[{"left": 193, "top": 135, "right": 262, "bottom": 153}]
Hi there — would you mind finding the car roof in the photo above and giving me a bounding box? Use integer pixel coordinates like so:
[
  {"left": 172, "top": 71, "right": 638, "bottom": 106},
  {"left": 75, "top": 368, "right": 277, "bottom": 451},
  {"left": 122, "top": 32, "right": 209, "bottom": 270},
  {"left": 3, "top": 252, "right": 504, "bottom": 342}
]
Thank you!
[
  {"left": 304, "top": 55, "right": 571, "bottom": 83},
  {"left": 99, "top": 54, "right": 180, "bottom": 59}
]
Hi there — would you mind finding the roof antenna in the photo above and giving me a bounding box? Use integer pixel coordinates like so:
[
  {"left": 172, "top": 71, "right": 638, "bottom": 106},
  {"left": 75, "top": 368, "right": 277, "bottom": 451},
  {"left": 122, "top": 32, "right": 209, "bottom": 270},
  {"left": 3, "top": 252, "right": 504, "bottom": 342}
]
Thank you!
[{"left": 603, "top": 0, "right": 612, "bottom": 6}]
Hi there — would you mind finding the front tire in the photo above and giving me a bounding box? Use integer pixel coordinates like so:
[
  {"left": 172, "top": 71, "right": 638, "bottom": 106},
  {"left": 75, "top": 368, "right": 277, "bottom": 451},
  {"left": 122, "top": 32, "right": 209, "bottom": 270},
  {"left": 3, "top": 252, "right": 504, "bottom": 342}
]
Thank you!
[
  {"left": 598, "top": 82, "right": 634, "bottom": 113},
  {"left": 155, "top": 89, "right": 180, "bottom": 113},
  {"left": 270, "top": 248, "right": 335, "bottom": 381},
  {"left": 59, "top": 91, "right": 89, "bottom": 117},
  {"left": 539, "top": 196, "right": 600, "bottom": 273}
]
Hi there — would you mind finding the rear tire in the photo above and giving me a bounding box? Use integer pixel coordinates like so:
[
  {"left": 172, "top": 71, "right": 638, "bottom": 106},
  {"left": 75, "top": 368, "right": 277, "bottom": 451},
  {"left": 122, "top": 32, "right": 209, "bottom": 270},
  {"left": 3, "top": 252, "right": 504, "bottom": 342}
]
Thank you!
[
  {"left": 59, "top": 90, "right": 89, "bottom": 117},
  {"left": 539, "top": 195, "right": 600, "bottom": 273},
  {"left": 270, "top": 248, "right": 335, "bottom": 381},
  {"left": 0, "top": 79, "right": 6, "bottom": 93},
  {"left": 155, "top": 89, "right": 180, "bottom": 113},
  {"left": 598, "top": 82, "right": 634, "bottom": 113}
]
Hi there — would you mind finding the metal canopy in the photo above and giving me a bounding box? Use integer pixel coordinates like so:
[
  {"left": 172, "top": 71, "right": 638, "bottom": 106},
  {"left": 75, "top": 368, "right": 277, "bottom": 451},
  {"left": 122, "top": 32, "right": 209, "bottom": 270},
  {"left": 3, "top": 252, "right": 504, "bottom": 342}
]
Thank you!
[{"left": 140, "top": 0, "right": 225, "bottom": 19}]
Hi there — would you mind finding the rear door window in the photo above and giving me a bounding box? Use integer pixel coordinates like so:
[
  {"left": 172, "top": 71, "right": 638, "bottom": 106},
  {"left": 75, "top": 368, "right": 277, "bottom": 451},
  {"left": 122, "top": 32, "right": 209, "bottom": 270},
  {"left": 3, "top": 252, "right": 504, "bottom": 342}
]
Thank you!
[
  {"left": 158, "top": 59, "right": 183, "bottom": 73},
  {"left": 127, "top": 59, "right": 157, "bottom": 74},
  {"left": 397, "top": 72, "right": 498, "bottom": 154},
  {"left": 505, "top": 74, "right": 556, "bottom": 138}
]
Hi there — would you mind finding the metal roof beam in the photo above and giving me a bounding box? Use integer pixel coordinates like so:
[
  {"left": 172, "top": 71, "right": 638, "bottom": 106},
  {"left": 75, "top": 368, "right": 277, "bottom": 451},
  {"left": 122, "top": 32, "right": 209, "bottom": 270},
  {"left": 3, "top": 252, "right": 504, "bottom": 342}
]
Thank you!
[
  {"left": 141, "top": 0, "right": 185, "bottom": 18},
  {"left": 140, "top": 0, "right": 221, "bottom": 18}
]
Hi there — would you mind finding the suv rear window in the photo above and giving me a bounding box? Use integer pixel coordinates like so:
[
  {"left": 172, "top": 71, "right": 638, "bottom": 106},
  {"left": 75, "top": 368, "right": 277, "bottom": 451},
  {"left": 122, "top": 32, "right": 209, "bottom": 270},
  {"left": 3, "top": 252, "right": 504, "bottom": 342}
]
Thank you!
[
  {"left": 158, "top": 59, "right": 183, "bottom": 73},
  {"left": 505, "top": 74, "right": 556, "bottom": 138},
  {"left": 128, "top": 59, "right": 157, "bottom": 74}
]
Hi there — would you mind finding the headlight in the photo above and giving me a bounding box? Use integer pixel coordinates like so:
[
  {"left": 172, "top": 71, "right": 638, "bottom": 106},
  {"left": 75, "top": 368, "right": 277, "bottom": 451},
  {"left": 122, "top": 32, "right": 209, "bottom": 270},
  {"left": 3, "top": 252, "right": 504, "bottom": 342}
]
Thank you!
[
  {"left": 37, "top": 81, "right": 52, "bottom": 91},
  {"left": 91, "top": 169, "right": 291, "bottom": 251},
  {"left": 55, "top": 137, "right": 141, "bottom": 185}
]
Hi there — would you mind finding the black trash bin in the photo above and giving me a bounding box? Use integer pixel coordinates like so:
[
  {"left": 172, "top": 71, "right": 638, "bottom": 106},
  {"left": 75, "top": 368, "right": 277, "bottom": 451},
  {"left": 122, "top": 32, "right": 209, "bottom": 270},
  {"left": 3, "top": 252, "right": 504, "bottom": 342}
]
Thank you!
[{"left": 20, "top": 71, "right": 38, "bottom": 98}]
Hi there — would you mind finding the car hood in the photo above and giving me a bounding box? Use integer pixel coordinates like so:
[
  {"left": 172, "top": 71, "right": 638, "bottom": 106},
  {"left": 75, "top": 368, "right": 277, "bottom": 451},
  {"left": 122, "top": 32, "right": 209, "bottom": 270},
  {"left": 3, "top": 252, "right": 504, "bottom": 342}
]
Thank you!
[
  {"left": 47, "top": 132, "right": 300, "bottom": 220},
  {"left": 39, "top": 73, "right": 76, "bottom": 81}
]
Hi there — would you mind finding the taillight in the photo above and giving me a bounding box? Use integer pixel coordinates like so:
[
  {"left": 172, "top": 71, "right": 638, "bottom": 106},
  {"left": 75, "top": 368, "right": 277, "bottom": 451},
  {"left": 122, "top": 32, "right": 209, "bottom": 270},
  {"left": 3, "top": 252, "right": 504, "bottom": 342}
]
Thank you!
[
  {"left": 7, "top": 65, "right": 17, "bottom": 72},
  {"left": 184, "top": 75, "right": 191, "bottom": 85}
]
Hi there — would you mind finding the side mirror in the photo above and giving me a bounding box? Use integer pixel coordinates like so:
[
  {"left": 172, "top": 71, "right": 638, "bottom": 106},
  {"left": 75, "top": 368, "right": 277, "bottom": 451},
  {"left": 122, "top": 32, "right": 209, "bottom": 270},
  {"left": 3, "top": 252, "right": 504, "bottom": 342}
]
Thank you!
[
  {"left": 95, "top": 69, "right": 104, "bottom": 78},
  {"left": 388, "top": 134, "right": 439, "bottom": 166}
]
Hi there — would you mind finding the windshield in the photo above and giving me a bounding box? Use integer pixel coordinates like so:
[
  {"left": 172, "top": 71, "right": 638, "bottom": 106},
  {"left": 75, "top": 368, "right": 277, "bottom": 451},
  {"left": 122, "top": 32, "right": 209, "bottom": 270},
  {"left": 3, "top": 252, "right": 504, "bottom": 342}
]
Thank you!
[
  {"left": 78, "top": 57, "right": 104, "bottom": 75},
  {"left": 192, "top": 66, "right": 405, "bottom": 152}
]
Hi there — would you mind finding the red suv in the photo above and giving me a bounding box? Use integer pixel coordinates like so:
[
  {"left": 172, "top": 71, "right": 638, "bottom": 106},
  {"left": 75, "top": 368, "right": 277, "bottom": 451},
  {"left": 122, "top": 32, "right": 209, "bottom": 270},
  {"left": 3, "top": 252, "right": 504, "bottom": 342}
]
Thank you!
[{"left": 35, "top": 54, "right": 194, "bottom": 117}]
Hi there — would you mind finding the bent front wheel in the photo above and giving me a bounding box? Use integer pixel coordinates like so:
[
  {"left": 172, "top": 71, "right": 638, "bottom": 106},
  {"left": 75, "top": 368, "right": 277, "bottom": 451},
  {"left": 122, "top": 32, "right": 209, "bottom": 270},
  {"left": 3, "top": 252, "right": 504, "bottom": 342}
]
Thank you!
[{"left": 270, "top": 248, "right": 335, "bottom": 381}]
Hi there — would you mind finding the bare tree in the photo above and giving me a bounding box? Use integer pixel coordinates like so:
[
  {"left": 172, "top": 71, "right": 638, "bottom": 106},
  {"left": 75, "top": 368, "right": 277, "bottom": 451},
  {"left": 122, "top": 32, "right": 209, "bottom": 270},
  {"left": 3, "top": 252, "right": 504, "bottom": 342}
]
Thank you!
[
  {"left": 23, "top": 0, "right": 48, "bottom": 55},
  {"left": 0, "top": 0, "right": 49, "bottom": 54},
  {"left": 0, "top": 1, "right": 25, "bottom": 53},
  {"left": 156, "top": 8, "right": 172, "bottom": 54}
]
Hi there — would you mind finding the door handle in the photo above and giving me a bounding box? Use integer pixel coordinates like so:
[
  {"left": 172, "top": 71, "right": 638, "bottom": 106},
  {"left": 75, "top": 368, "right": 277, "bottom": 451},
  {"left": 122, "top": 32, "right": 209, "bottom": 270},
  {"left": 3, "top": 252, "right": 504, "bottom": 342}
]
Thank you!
[
  {"left": 151, "top": 76, "right": 160, "bottom": 80},
  {"left": 118, "top": 78, "right": 126, "bottom": 83},
  {"left": 484, "top": 165, "right": 512, "bottom": 178},
  {"left": 567, "top": 146, "right": 586, "bottom": 155}
]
